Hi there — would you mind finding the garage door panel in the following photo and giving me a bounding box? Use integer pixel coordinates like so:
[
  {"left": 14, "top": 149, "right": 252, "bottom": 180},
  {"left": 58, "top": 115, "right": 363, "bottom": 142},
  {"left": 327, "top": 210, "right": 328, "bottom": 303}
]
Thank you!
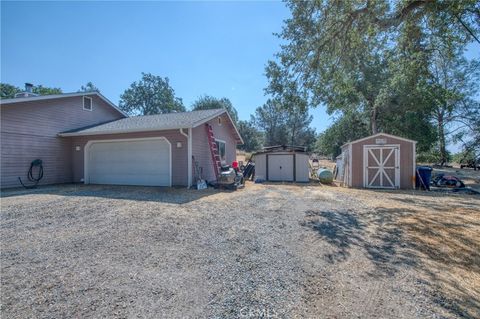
[
  {"left": 87, "top": 138, "right": 171, "bottom": 186},
  {"left": 90, "top": 173, "right": 170, "bottom": 186},
  {"left": 268, "top": 155, "right": 294, "bottom": 181}
]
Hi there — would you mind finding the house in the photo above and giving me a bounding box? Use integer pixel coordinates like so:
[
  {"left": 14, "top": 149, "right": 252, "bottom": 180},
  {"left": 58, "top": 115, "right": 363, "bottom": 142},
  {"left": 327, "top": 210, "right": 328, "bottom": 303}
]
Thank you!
[
  {"left": 253, "top": 145, "right": 310, "bottom": 182},
  {"left": 337, "top": 133, "right": 416, "bottom": 189},
  {"left": 1, "top": 89, "right": 242, "bottom": 189}
]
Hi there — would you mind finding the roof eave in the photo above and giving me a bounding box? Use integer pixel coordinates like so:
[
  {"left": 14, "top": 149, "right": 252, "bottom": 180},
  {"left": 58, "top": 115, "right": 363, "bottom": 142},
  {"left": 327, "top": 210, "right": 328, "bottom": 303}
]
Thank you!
[
  {"left": 341, "top": 132, "right": 418, "bottom": 148},
  {"left": 59, "top": 108, "right": 244, "bottom": 143},
  {"left": 59, "top": 126, "right": 193, "bottom": 137}
]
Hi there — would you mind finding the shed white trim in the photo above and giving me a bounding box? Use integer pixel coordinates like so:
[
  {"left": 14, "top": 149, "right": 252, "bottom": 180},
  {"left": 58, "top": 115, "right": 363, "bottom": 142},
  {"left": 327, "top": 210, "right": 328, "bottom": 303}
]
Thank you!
[
  {"left": 363, "top": 144, "right": 400, "bottom": 189},
  {"left": 342, "top": 133, "right": 417, "bottom": 147}
]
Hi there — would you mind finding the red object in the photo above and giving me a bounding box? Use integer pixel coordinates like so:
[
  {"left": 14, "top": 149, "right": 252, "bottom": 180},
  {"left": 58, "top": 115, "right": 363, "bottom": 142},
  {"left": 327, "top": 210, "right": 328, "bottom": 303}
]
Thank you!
[
  {"left": 232, "top": 161, "right": 239, "bottom": 169},
  {"left": 205, "top": 124, "right": 221, "bottom": 180}
]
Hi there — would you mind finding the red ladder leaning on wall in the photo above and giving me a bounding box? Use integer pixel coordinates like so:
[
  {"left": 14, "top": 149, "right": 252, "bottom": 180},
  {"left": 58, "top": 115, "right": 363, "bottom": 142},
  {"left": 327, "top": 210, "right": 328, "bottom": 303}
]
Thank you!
[{"left": 205, "top": 123, "right": 221, "bottom": 180}]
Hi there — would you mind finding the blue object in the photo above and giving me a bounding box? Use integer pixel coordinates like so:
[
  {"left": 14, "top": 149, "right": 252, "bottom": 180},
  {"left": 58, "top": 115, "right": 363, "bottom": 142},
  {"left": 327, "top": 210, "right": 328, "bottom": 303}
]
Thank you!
[{"left": 416, "top": 166, "right": 432, "bottom": 190}]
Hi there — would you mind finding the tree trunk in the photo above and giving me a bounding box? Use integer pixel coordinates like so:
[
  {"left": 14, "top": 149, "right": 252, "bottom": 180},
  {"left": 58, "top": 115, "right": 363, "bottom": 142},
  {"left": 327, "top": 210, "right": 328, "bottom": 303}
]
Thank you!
[
  {"left": 291, "top": 123, "right": 296, "bottom": 146},
  {"left": 370, "top": 105, "right": 378, "bottom": 134},
  {"left": 437, "top": 112, "right": 447, "bottom": 166}
]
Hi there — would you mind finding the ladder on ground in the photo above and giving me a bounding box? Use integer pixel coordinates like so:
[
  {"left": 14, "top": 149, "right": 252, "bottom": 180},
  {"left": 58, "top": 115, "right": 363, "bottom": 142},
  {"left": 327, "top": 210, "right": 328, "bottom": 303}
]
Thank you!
[{"left": 205, "top": 123, "right": 221, "bottom": 180}]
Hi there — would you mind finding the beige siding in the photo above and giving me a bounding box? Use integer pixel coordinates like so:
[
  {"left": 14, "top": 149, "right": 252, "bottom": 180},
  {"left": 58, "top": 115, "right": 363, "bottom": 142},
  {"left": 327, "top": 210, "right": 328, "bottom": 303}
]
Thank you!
[
  {"left": 295, "top": 153, "right": 310, "bottom": 182},
  {"left": 349, "top": 134, "right": 415, "bottom": 189},
  {"left": 71, "top": 130, "right": 188, "bottom": 186},
  {"left": 1, "top": 96, "right": 124, "bottom": 188},
  {"left": 192, "top": 114, "right": 238, "bottom": 182},
  {"left": 254, "top": 152, "right": 309, "bottom": 182},
  {"left": 253, "top": 153, "right": 267, "bottom": 180}
]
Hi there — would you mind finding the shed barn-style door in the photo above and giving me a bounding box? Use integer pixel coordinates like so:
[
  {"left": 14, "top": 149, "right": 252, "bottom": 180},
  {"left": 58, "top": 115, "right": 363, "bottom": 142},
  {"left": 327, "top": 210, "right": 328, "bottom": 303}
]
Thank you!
[{"left": 363, "top": 145, "right": 400, "bottom": 189}]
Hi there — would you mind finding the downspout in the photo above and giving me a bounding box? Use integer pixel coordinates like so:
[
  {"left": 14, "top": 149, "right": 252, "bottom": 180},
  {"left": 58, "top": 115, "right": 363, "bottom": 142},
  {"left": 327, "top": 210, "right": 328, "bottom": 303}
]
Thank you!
[{"left": 179, "top": 128, "right": 192, "bottom": 188}]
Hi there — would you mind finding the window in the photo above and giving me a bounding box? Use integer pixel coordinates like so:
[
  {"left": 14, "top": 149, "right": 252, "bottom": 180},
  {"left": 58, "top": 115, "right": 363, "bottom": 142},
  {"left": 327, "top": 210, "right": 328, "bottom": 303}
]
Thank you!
[
  {"left": 215, "top": 139, "right": 226, "bottom": 163},
  {"left": 218, "top": 117, "right": 222, "bottom": 125},
  {"left": 83, "top": 96, "right": 93, "bottom": 111}
]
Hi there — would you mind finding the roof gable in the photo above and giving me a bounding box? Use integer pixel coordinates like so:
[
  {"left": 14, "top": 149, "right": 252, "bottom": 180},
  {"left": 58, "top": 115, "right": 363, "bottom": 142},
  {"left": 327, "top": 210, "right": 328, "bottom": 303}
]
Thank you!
[
  {"left": 59, "top": 108, "right": 243, "bottom": 143},
  {"left": 345, "top": 133, "right": 417, "bottom": 146},
  {"left": 0, "top": 92, "right": 127, "bottom": 117}
]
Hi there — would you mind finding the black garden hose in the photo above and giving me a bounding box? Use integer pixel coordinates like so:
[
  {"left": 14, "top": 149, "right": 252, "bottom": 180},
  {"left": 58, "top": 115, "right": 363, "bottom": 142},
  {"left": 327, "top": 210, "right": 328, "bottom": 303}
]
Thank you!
[{"left": 18, "top": 159, "right": 43, "bottom": 189}]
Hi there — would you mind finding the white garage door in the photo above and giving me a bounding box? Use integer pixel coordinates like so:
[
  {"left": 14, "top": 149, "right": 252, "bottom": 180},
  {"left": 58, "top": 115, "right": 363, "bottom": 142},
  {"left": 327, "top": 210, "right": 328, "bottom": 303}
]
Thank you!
[
  {"left": 268, "top": 155, "right": 294, "bottom": 181},
  {"left": 86, "top": 138, "right": 171, "bottom": 186}
]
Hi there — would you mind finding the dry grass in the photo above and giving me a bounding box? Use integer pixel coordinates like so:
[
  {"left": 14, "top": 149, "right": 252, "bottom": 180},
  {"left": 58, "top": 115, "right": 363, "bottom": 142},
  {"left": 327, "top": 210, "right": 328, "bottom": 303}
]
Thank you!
[{"left": 331, "top": 186, "right": 480, "bottom": 318}]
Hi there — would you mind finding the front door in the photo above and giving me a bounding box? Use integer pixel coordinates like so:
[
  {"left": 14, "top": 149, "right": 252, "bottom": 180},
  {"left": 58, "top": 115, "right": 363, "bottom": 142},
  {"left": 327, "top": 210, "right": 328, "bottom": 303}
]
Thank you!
[{"left": 363, "top": 146, "right": 400, "bottom": 188}]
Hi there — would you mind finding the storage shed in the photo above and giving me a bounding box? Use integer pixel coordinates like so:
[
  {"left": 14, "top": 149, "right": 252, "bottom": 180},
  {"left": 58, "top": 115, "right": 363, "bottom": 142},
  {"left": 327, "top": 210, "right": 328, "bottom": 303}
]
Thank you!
[
  {"left": 254, "top": 145, "right": 309, "bottom": 182},
  {"left": 337, "top": 133, "right": 417, "bottom": 189}
]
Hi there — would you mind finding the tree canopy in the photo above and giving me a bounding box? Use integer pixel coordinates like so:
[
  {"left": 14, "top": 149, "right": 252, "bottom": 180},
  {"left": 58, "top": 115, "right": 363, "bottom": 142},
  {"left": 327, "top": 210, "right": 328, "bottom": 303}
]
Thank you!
[
  {"left": 0, "top": 83, "right": 62, "bottom": 98},
  {"left": 252, "top": 99, "right": 317, "bottom": 151},
  {"left": 119, "top": 73, "right": 185, "bottom": 116},
  {"left": 316, "top": 112, "right": 370, "bottom": 158},
  {"left": 237, "top": 119, "right": 263, "bottom": 152},
  {"left": 269, "top": 0, "right": 479, "bottom": 159},
  {"left": 31, "top": 85, "right": 62, "bottom": 96},
  {"left": 78, "top": 82, "right": 100, "bottom": 93},
  {"left": 0, "top": 83, "right": 21, "bottom": 99},
  {"left": 191, "top": 95, "right": 239, "bottom": 123}
]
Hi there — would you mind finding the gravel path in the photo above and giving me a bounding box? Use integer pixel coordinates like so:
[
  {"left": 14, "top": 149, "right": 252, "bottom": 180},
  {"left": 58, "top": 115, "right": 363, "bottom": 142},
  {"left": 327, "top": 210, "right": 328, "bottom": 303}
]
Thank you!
[{"left": 0, "top": 183, "right": 467, "bottom": 318}]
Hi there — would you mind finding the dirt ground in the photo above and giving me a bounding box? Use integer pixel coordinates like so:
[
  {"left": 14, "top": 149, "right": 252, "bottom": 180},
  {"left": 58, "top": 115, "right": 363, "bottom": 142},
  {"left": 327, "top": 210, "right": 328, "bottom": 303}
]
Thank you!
[{"left": 1, "top": 183, "right": 479, "bottom": 318}]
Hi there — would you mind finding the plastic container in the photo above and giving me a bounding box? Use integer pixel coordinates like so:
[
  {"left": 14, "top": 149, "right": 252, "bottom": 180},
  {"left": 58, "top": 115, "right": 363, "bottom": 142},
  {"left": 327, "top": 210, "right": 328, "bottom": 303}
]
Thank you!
[
  {"left": 416, "top": 166, "right": 433, "bottom": 190},
  {"left": 317, "top": 168, "right": 334, "bottom": 184}
]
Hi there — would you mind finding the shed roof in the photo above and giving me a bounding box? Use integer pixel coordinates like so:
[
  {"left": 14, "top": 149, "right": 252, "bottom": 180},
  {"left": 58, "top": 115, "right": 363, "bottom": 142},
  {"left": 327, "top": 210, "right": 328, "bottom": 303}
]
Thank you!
[
  {"left": 342, "top": 133, "right": 417, "bottom": 147},
  {"left": 255, "top": 145, "right": 307, "bottom": 154}
]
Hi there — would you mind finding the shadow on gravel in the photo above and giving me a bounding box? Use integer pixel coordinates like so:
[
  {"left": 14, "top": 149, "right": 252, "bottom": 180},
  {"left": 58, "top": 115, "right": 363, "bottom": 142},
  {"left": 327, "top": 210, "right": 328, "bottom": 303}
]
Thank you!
[
  {"left": 301, "top": 207, "right": 480, "bottom": 318},
  {"left": 361, "top": 208, "right": 419, "bottom": 277},
  {"left": 0, "top": 184, "right": 219, "bottom": 204},
  {"left": 300, "top": 210, "right": 365, "bottom": 263}
]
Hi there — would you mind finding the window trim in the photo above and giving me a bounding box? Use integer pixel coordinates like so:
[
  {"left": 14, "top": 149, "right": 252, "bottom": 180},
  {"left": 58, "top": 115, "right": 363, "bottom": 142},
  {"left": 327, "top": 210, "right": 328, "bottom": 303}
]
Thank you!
[
  {"left": 215, "top": 138, "right": 227, "bottom": 163},
  {"left": 83, "top": 96, "right": 93, "bottom": 111}
]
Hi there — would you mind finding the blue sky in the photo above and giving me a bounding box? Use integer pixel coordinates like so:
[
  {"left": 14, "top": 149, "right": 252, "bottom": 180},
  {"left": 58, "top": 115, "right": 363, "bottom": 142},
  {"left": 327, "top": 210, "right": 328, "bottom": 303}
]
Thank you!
[
  {"left": 2, "top": 1, "right": 332, "bottom": 129},
  {"left": 1, "top": 1, "right": 478, "bottom": 137}
]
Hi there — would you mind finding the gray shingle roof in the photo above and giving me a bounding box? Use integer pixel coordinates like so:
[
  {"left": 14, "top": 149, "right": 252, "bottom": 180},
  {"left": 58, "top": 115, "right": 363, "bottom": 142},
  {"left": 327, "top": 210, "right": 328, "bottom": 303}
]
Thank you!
[{"left": 60, "top": 108, "right": 229, "bottom": 136}]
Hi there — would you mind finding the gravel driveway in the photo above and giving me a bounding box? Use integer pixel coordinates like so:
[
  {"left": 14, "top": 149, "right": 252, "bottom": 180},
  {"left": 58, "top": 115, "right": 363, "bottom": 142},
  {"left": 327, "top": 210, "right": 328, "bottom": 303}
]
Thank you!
[{"left": 1, "top": 183, "right": 476, "bottom": 318}]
